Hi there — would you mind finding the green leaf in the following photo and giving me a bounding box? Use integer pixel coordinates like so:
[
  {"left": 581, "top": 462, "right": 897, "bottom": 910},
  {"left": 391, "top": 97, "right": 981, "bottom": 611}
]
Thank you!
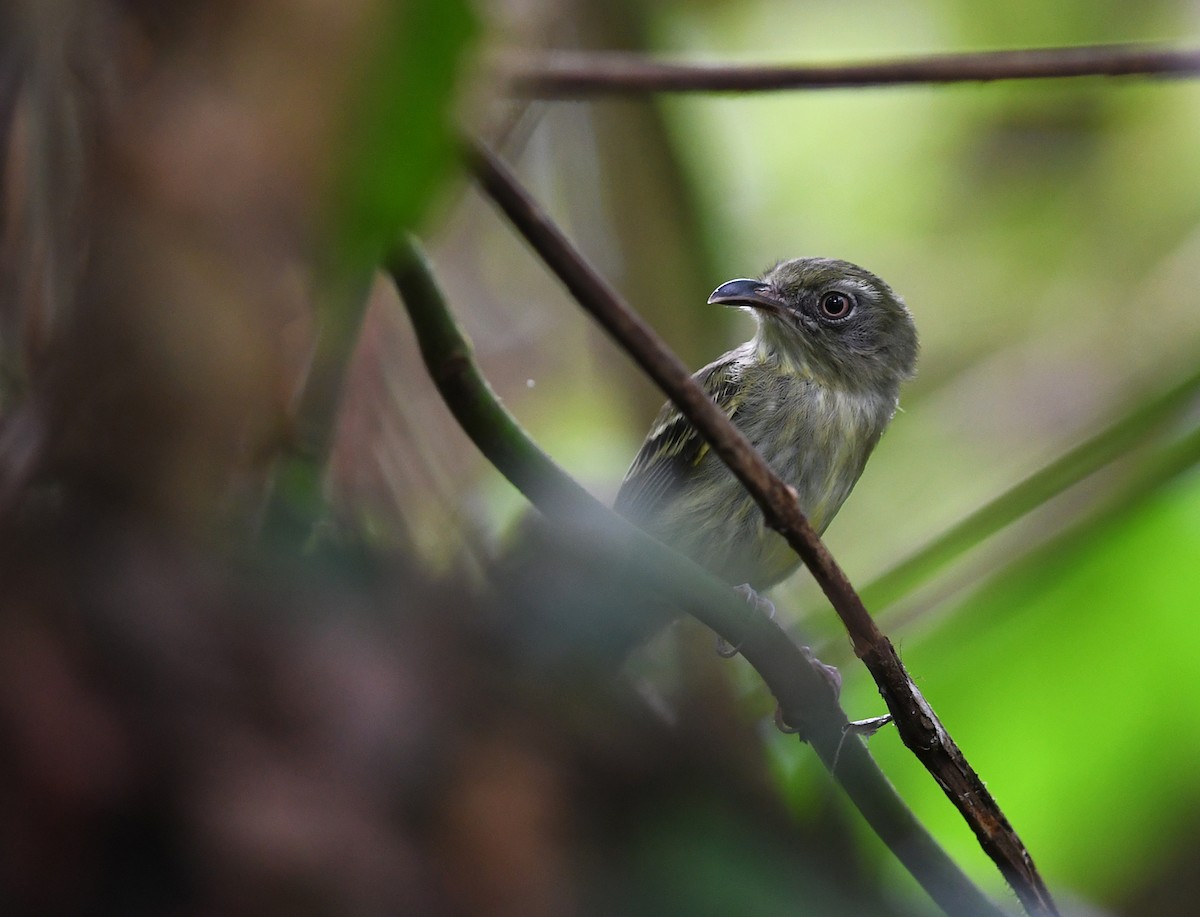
[{"left": 335, "top": 0, "right": 477, "bottom": 271}]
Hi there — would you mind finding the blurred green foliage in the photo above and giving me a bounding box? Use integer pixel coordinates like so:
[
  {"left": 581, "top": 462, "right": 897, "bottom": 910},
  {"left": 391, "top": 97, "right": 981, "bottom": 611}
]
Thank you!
[
  {"left": 270, "top": 0, "right": 477, "bottom": 539},
  {"left": 897, "top": 468, "right": 1200, "bottom": 899},
  {"left": 337, "top": 0, "right": 476, "bottom": 272},
  {"left": 409, "top": 1, "right": 1200, "bottom": 912},
  {"left": 555, "top": 2, "right": 1200, "bottom": 911}
]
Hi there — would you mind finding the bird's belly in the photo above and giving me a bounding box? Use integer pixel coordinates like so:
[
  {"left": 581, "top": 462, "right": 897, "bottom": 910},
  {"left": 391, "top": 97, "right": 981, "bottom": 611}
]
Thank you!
[
  {"left": 701, "top": 405, "right": 877, "bottom": 587},
  {"left": 644, "top": 383, "right": 890, "bottom": 590},
  {"left": 655, "top": 457, "right": 846, "bottom": 590}
]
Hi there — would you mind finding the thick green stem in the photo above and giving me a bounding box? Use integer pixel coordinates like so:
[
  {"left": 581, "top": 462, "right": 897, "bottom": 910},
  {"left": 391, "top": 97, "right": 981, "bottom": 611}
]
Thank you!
[{"left": 390, "top": 236, "right": 1007, "bottom": 917}]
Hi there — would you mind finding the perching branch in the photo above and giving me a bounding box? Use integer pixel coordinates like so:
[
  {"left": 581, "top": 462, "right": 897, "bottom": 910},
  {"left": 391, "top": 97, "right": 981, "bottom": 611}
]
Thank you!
[
  {"left": 390, "top": 237, "right": 1006, "bottom": 917},
  {"left": 468, "top": 139, "right": 1059, "bottom": 917},
  {"left": 503, "top": 43, "right": 1200, "bottom": 96}
]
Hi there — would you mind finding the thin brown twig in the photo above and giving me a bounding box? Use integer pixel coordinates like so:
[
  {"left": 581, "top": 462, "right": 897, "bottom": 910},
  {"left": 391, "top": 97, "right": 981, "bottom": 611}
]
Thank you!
[
  {"left": 468, "top": 139, "right": 1060, "bottom": 917},
  {"left": 502, "top": 43, "right": 1200, "bottom": 96}
]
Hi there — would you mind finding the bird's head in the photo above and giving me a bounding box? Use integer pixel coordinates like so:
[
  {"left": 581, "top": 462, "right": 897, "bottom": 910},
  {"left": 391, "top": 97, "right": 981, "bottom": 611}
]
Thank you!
[{"left": 708, "top": 257, "right": 918, "bottom": 392}]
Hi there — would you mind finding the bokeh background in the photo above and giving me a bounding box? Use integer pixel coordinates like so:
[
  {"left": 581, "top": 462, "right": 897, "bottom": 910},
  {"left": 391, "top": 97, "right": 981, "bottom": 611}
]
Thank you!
[
  {"left": 387, "top": 1, "right": 1200, "bottom": 912},
  {"left": 4, "top": 0, "right": 1200, "bottom": 915}
]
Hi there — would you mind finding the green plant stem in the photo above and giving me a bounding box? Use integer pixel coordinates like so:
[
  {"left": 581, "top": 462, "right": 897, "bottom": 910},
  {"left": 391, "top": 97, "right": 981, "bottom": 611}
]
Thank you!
[
  {"left": 862, "top": 366, "right": 1200, "bottom": 613},
  {"left": 390, "top": 237, "right": 1007, "bottom": 917},
  {"left": 470, "top": 140, "right": 1057, "bottom": 917},
  {"left": 968, "top": 421, "right": 1200, "bottom": 613}
]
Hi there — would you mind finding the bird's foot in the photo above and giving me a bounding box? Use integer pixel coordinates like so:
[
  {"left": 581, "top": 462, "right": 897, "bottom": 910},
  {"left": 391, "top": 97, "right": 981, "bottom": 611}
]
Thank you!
[
  {"left": 733, "top": 583, "right": 776, "bottom": 618},
  {"left": 715, "top": 584, "right": 776, "bottom": 658},
  {"left": 774, "top": 648, "right": 845, "bottom": 737},
  {"left": 800, "top": 643, "right": 842, "bottom": 697}
]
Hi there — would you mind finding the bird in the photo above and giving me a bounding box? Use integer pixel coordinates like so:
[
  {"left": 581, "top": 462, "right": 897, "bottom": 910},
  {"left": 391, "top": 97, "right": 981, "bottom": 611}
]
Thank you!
[{"left": 614, "top": 257, "right": 918, "bottom": 596}]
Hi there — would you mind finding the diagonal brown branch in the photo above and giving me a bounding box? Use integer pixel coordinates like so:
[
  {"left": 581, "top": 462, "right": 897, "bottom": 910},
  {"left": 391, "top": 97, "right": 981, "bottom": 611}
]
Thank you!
[
  {"left": 468, "top": 139, "right": 1060, "bottom": 917},
  {"left": 502, "top": 43, "right": 1200, "bottom": 96},
  {"left": 390, "top": 237, "right": 1007, "bottom": 917}
]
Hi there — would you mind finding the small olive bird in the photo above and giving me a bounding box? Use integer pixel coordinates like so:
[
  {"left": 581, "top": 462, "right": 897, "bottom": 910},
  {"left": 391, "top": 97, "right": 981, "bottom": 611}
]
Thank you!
[{"left": 614, "top": 257, "right": 918, "bottom": 594}]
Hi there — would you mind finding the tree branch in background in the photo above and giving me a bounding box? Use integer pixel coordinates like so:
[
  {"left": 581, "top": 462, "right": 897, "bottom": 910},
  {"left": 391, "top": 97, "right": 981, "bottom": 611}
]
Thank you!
[
  {"left": 390, "top": 237, "right": 1007, "bottom": 917},
  {"left": 503, "top": 43, "right": 1200, "bottom": 96},
  {"left": 468, "top": 140, "right": 1060, "bottom": 917}
]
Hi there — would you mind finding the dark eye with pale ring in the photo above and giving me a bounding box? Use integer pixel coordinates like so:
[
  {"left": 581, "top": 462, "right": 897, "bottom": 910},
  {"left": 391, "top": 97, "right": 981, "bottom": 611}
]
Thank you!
[{"left": 819, "top": 290, "right": 855, "bottom": 319}]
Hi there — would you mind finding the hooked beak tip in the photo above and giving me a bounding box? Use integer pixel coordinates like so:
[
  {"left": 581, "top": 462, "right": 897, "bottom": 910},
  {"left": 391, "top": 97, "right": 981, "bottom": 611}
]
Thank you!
[{"left": 707, "top": 278, "right": 782, "bottom": 312}]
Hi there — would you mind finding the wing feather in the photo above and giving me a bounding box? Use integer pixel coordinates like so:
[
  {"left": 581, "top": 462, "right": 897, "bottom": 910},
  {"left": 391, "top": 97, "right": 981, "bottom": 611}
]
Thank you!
[{"left": 614, "top": 355, "right": 745, "bottom": 522}]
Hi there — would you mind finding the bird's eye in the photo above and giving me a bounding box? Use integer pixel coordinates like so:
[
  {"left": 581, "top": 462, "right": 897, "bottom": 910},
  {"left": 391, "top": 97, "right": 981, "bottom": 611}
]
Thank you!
[{"left": 819, "top": 290, "right": 855, "bottom": 319}]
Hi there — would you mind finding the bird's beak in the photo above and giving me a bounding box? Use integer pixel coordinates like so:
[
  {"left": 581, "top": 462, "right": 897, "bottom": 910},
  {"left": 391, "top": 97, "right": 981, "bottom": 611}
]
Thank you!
[{"left": 707, "top": 278, "right": 785, "bottom": 315}]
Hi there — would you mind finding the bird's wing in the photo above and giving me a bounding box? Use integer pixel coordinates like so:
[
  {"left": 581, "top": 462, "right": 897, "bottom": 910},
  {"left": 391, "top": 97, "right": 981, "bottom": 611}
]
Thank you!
[{"left": 614, "top": 355, "right": 745, "bottom": 521}]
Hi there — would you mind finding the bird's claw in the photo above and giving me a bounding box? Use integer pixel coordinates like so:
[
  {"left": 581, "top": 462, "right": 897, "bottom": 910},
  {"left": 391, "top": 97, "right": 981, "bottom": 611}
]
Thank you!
[
  {"left": 714, "top": 637, "right": 742, "bottom": 658},
  {"left": 800, "top": 643, "right": 843, "bottom": 697},
  {"left": 774, "top": 704, "right": 802, "bottom": 734},
  {"left": 715, "top": 583, "right": 776, "bottom": 657},
  {"left": 732, "top": 583, "right": 776, "bottom": 619}
]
